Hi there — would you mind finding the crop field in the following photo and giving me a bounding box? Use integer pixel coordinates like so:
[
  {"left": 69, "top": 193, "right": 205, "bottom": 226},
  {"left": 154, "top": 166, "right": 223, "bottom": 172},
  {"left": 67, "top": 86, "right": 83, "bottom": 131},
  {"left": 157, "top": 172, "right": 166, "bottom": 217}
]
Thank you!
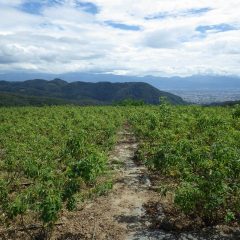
[
  {"left": 129, "top": 104, "right": 240, "bottom": 224},
  {"left": 0, "top": 106, "right": 124, "bottom": 238},
  {"left": 0, "top": 104, "right": 240, "bottom": 238}
]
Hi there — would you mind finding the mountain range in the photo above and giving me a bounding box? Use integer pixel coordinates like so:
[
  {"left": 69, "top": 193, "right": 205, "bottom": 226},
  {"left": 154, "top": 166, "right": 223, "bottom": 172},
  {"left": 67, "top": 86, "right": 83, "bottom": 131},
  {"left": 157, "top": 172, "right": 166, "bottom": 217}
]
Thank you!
[
  {"left": 0, "top": 79, "right": 185, "bottom": 106},
  {"left": 1, "top": 72, "right": 240, "bottom": 90}
]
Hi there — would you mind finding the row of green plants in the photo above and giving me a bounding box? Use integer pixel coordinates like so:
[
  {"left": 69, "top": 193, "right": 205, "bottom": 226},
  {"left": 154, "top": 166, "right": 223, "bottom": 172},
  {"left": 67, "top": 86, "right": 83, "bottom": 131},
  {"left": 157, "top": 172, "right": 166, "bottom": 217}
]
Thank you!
[
  {"left": 128, "top": 103, "right": 240, "bottom": 224},
  {"left": 0, "top": 106, "right": 124, "bottom": 238},
  {"left": 1, "top": 103, "right": 239, "bottom": 238}
]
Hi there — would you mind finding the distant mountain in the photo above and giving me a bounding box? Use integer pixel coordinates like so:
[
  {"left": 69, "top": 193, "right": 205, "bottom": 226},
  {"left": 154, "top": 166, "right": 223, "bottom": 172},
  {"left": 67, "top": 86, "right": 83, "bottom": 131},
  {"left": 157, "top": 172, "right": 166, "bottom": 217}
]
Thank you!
[
  {"left": 0, "top": 72, "right": 240, "bottom": 90},
  {"left": 209, "top": 100, "right": 240, "bottom": 106},
  {"left": 0, "top": 79, "right": 185, "bottom": 106}
]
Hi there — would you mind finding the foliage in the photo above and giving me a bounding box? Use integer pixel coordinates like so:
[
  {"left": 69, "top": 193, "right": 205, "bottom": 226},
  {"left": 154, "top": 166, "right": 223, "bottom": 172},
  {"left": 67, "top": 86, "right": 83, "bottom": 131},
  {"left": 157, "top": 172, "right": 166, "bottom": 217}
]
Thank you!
[
  {"left": 1, "top": 103, "right": 240, "bottom": 238},
  {"left": 0, "top": 106, "right": 124, "bottom": 238},
  {"left": 114, "top": 98, "right": 145, "bottom": 106},
  {"left": 128, "top": 104, "right": 240, "bottom": 223}
]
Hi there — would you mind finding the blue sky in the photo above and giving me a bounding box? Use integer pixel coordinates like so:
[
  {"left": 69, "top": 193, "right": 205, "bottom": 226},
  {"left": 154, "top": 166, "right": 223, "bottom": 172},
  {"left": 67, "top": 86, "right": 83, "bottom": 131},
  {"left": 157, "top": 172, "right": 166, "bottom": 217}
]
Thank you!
[
  {"left": 104, "top": 21, "right": 141, "bottom": 31},
  {"left": 0, "top": 0, "right": 239, "bottom": 76},
  {"left": 145, "top": 7, "right": 212, "bottom": 20},
  {"left": 19, "top": 0, "right": 99, "bottom": 15},
  {"left": 196, "top": 24, "right": 236, "bottom": 34}
]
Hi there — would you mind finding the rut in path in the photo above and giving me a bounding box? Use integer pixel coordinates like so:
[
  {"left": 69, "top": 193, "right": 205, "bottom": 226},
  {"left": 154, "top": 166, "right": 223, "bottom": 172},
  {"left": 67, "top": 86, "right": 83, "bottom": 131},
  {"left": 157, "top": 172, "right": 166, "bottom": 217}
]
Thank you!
[{"left": 109, "top": 125, "right": 153, "bottom": 239}]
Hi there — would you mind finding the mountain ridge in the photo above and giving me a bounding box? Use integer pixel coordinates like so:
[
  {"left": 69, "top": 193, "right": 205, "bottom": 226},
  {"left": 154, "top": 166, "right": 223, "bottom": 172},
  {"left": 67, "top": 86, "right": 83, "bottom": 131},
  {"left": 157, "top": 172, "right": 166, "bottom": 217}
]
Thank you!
[
  {"left": 1, "top": 73, "right": 240, "bottom": 90},
  {"left": 0, "top": 79, "right": 185, "bottom": 106}
]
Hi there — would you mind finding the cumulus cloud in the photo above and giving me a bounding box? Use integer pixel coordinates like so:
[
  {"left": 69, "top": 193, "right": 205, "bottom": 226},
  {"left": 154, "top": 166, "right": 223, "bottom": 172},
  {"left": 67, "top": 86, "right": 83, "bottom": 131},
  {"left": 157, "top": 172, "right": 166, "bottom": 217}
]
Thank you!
[{"left": 0, "top": 0, "right": 239, "bottom": 76}]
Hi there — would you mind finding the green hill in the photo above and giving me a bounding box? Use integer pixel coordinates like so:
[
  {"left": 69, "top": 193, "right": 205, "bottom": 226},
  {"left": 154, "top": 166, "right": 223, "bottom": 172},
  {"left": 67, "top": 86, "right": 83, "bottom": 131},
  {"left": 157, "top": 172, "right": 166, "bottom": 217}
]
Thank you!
[{"left": 0, "top": 79, "right": 186, "bottom": 106}]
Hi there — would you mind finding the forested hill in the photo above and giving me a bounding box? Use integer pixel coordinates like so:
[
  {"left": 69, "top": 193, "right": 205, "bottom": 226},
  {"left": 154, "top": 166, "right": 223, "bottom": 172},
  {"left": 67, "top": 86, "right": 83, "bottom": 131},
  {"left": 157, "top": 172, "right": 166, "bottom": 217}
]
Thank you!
[{"left": 0, "top": 79, "right": 185, "bottom": 106}]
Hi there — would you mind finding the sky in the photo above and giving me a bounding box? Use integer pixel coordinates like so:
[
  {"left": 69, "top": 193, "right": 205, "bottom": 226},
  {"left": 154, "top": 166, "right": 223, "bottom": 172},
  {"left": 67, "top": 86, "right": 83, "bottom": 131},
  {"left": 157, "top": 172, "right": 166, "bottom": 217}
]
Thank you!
[{"left": 0, "top": 0, "right": 240, "bottom": 77}]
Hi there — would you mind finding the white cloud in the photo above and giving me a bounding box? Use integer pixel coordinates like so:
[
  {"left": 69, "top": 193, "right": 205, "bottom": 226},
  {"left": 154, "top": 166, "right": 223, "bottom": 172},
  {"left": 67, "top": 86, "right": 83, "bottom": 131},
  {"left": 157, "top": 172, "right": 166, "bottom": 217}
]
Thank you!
[{"left": 0, "top": 0, "right": 239, "bottom": 76}]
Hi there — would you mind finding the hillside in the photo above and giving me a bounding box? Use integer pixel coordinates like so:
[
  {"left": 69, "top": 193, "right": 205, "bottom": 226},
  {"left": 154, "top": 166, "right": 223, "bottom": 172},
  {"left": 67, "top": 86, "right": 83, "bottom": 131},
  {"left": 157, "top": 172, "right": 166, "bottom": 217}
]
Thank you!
[
  {"left": 0, "top": 92, "right": 78, "bottom": 107},
  {"left": 0, "top": 79, "right": 185, "bottom": 106}
]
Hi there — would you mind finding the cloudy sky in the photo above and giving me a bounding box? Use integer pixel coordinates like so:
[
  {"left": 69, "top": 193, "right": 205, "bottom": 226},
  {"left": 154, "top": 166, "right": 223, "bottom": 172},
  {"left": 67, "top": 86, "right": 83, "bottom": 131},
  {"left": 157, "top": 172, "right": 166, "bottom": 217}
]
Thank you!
[{"left": 0, "top": 0, "right": 240, "bottom": 77}]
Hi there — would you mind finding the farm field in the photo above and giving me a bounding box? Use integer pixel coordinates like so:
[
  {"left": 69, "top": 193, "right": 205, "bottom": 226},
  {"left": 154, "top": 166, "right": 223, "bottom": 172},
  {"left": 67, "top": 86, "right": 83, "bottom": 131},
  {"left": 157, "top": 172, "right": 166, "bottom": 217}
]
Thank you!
[
  {"left": 0, "top": 104, "right": 240, "bottom": 239},
  {"left": 129, "top": 104, "right": 240, "bottom": 226}
]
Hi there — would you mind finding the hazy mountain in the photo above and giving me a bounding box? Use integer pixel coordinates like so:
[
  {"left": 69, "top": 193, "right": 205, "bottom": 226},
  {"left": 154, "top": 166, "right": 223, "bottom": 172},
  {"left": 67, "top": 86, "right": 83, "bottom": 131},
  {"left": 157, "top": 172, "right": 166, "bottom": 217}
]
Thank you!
[
  {"left": 0, "top": 79, "right": 185, "bottom": 106},
  {"left": 209, "top": 100, "right": 240, "bottom": 106},
  {"left": 0, "top": 72, "right": 240, "bottom": 90}
]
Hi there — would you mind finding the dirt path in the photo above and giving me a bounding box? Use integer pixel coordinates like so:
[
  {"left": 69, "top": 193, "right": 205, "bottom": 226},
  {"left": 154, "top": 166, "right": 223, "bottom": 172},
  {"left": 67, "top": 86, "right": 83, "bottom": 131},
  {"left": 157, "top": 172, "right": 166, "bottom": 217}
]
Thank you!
[
  {"left": 53, "top": 124, "right": 159, "bottom": 240},
  {"left": 53, "top": 125, "right": 239, "bottom": 240},
  {"left": 107, "top": 126, "right": 155, "bottom": 239}
]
